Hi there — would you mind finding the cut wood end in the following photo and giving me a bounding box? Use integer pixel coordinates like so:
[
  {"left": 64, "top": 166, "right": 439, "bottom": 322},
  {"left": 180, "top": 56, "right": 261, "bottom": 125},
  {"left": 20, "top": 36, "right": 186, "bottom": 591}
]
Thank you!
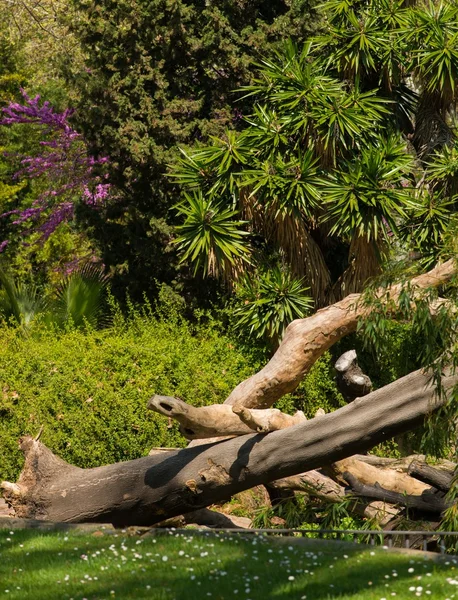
[
  {"left": 335, "top": 350, "right": 357, "bottom": 372},
  {"left": 147, "top": 395, "right": 187, "bottom": 417},
  {"left": 1, "top": 482, "right": 23, "bottom": 497}
]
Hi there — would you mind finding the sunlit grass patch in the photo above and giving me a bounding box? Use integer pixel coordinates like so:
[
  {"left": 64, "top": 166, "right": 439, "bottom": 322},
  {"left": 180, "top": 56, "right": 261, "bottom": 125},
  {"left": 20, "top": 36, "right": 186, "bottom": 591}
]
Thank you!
[{"left": 1, "top": 528, "right": 458, "bottom": 599}]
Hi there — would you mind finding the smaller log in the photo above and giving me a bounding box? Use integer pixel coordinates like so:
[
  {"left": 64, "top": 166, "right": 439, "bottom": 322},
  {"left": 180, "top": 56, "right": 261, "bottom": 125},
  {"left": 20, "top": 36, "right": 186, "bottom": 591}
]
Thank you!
[
  {"left": 408, "top": 461, "right": 454, "bottom": 492},
  {"left": 352, "top": 454, "right": 427, "bottom": 470},
  {"left": 331, "top": 457, "right": 432, "bottom": 496},
  {"left": 270, "top": 470, "right": 344, "bottom": 503},
  {"left": 343, "top": 472, "right": 450, "bottom": 514},
  {"left": 147, "top": 395, "right": 306, "bottom": 439},
  {"left": 335, "top": 350, "right": 372, "bottom": 401},
  {"left": 269, "top": 470, "right": 400, "bottom": 526}
]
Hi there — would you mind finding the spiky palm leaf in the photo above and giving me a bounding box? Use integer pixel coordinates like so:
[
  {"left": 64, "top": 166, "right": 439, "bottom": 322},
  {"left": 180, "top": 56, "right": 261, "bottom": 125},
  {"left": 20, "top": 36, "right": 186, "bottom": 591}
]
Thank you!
[
  {"left": 175, "top": 190, "right": 251, "bottom": 277},
  {"left": 322, "top": 135, "right": 414, "bottom": 242},
  {"left": 0, "top": 269, "right": 46, "bottom": 328},
  {"left": 234, "top": 265, "right": 313, "bottom": 348},
  {"left": 52, "top": 264, "right": 109, "bottom": 329}
]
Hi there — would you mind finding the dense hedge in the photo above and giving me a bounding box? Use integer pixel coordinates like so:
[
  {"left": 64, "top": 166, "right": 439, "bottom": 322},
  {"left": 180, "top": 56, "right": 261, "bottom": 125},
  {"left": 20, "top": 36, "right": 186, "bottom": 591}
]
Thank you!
[
  {"left": 0, "top": 311, "right": 259, "bottom": 481},
  {"left": 0, "top": 308, "right": 345, "bottom": 482}
]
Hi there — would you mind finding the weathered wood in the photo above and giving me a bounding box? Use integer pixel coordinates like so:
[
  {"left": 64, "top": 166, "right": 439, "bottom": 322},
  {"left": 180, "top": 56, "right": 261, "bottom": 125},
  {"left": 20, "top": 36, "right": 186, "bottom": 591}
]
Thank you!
[
  {"left": 2, "top": 367, "right": 457, "bottom": 526},
  {"left": 147, "top": 395, "right": 306, "bottom": 439},
  {"left": 408, "top": 461, "right": 454, "bottom": 492},
  {"left": 343, "top": 472, "right": 449, "bottom": 514},
  {"left": 351, "top": 454, "right": 428, "bottom": 470},
  {"left": 335, "top": 350, "right": 372, "bottom": 400},
  {"left": 331, "top": 457, "right": 432, "bottom": 496},
  {"left": 225, "top": 259, "right": 456, "bottom": 410}
]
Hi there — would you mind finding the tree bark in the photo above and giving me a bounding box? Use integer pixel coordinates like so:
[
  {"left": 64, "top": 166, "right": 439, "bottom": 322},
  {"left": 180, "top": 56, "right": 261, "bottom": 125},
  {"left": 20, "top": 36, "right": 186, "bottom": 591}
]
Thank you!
[
  {"left": 343, "top": 472, "right": 449, "bottom": 514},
  {"left": 330, "top": 457, "right": 432, "bottom": 496},
  {"left": 2, "top": 368, "right": 457, "bottom": 526},
  {"left": 407, "top": 461, "right": 454, "bottom": 492}
]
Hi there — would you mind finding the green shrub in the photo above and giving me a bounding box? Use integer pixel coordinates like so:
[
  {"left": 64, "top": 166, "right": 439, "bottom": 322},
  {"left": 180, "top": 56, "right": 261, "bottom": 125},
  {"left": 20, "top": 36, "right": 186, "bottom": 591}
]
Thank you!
[
  {"left": 0, "top": 309, "right": 263, "bottom": 481},
  {"left": 275, "top": 352, "right": 346, "bottom": 418}
]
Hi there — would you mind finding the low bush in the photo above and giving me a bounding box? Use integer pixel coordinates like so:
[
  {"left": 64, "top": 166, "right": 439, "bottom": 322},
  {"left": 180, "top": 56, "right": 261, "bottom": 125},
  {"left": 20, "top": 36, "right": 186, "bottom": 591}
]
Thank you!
[
  {"left": 0, "top": 300, "right": 347, "bottom": 482},
  {"left": 0, "top": 307, "right": 264, "bottom": 481}
]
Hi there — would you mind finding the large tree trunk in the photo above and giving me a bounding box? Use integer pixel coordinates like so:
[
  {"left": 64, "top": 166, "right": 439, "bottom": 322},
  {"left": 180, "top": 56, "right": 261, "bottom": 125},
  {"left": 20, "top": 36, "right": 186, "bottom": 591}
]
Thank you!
[{"left": 2, "top": 368, "right": 457, "bottom": 526}]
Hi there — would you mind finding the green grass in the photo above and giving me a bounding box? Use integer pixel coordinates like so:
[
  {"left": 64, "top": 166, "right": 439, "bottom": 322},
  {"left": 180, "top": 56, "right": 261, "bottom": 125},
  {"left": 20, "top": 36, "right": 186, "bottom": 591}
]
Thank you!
[{"left": 1, "top": 528, "right": 458, "bottom": 599}]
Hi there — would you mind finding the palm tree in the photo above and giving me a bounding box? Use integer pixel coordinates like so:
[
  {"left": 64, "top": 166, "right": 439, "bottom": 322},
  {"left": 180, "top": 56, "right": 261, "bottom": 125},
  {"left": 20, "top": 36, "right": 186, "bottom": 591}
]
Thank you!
[
  {"left": 171, "top": 0, "right": 458, "bottom": 316},
  {"left": 0, "top": 268, "right": 46, "bottom": 328},
  {"left": 0, "top": 263, "right": 109, "bottom": 330}
]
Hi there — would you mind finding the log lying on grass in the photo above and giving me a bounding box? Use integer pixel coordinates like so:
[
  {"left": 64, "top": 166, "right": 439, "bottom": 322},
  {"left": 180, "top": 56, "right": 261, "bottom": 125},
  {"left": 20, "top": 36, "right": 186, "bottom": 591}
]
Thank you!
[{"left": 2, "top": 368, "right": 457, "bottom": 526}]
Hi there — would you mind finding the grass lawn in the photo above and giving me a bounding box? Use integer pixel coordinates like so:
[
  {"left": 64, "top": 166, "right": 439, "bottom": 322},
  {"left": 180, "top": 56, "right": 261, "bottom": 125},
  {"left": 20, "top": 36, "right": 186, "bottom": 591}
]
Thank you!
[{"left": 1, "top": 528, "right": 458, "bottom": 599}]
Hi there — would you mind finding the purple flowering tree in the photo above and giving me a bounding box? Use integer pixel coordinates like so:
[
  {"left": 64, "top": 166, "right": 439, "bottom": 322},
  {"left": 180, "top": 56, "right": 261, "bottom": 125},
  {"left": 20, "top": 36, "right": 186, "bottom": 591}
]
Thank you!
[{"left": 0, "top": 90, "right": 110, "bottom": 253}]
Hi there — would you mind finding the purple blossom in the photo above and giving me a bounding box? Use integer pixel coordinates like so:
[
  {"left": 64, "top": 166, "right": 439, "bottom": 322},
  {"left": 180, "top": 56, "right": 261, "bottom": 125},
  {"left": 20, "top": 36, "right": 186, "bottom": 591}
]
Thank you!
[
  {"left": 0, "top": 90, "right": 111, "bottom": 246},
  {"left": 0, "top": 240, "right": 9, "bottom": 253}
]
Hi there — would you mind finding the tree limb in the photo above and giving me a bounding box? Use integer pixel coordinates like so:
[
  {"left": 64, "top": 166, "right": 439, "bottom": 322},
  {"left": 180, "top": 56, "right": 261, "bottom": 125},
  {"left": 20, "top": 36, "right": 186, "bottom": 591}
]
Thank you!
[{"left": 226, "top": 259, "right": 456, "bottom": 410}]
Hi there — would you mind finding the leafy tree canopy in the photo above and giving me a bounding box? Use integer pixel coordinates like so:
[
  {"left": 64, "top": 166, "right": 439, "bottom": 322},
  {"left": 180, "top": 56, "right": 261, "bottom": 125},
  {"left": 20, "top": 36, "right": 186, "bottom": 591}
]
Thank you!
[{"left": 172, "top": 0, "right": 458, "bottom": 315}]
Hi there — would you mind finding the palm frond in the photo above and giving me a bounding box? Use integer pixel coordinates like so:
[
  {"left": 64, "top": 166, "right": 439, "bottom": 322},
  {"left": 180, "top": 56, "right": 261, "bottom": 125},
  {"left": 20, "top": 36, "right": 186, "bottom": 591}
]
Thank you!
[
  {"left": 175, "top": 190, "right": 251, "bottom": 277},
  {"left": 0, "top": 269, "right": 46, "bottom": 327},
  {"left": 52, "top": 264, "right": 110, "bottom": 329}
]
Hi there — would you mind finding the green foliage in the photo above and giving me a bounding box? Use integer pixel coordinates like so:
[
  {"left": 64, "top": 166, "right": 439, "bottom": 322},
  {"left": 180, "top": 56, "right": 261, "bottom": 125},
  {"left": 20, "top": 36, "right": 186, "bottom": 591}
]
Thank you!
[
  {"left": 275, "top": 352, "right": 345, "bottom": 418},
  {"left": 175, "top": 190, "right": 250, "bottom": 277},
  {"left": 0, "top": 309, "right": 262, "bottom": 482},
  {"left": 233, "top": 266, "right": 313, "bottom": 348},
  {"left": 173, "top": 0, "right": 458, "bottom": 310},
  {"left": 0, "top": 268, "right": 46, "bottom": 328},
  {"left": 59, "top": 0, "right": 321, "bottom": 302},
  {"left": 323, "top": 135, "right": 414, "bottom": 242},
  {"left": 50, "top": 264, "right": 110, "bottom": 329},
  {"left": 0, "top": 265, "right": 109, "bottom": 330}
]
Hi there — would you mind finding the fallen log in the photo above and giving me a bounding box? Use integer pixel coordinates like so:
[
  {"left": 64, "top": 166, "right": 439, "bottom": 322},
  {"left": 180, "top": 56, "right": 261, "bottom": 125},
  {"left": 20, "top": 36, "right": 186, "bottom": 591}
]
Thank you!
[
  {"left": 225, "top": 259, "right": 456, "bottom": 410},
  {"left": 408, "top": 461, "right": 454, "bottom": 493},
  {"left": 331, "top": 457, "right": 432, "bottom": 496},
  {"left": 2, "top": 368, "right": 457, "bottom": 526},
  {"left": 343, "top": 472, "right": 450, "bottom": 514}
]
